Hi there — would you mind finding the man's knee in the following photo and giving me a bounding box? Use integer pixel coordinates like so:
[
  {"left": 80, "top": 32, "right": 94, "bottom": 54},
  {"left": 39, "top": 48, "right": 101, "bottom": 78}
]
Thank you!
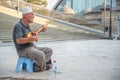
[
  {"left": 37, "top": 51, "right": 45, "bottom": 60},
  {"left": 47, "top": 47, "right": 53, "bottom": 55}
]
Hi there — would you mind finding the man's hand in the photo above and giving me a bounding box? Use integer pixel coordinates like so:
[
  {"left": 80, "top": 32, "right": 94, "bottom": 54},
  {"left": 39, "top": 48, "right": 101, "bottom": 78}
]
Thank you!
[
  {"left": 40, "top": 25, "right": 47, "bottom": 32},
  {"left": 31, "top": 36, "right": 39, "bottom": 42}
]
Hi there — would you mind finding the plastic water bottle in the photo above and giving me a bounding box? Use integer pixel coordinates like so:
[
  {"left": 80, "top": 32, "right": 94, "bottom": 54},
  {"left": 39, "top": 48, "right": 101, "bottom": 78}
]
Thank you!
[{"left": 52, "top": 60, "right": 57, "bottom": 75}]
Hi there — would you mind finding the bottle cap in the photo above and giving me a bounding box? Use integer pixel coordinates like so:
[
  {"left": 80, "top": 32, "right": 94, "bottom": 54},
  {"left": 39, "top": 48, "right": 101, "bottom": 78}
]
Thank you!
[{"left": 53, "top": 60, "right": 56, "bottom": 63}]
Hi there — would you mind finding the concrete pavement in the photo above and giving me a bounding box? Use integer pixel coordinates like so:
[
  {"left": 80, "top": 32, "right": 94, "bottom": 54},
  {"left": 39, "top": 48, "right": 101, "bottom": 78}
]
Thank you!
[
  {"left": 0, "top": 5, "right": 120, "bottom": 80},
  {"left": 0, "top": 40, "right": 120, "bottom": 80}
]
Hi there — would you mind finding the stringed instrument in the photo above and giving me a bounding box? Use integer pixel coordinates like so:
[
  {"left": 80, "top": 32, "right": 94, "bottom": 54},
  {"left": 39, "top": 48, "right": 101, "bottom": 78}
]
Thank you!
[{"left": 27, "top": 20, "right": 52, "bottom": 43}]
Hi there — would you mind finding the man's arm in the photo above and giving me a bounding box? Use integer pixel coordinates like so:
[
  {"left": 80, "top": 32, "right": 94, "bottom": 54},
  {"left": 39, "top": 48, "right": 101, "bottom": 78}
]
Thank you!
[
  {"left": 32, "top": 25, "right": 47, "bottom": 34},
  {"left": 16, "top": 36, "right": 38, "bottom": 44}
]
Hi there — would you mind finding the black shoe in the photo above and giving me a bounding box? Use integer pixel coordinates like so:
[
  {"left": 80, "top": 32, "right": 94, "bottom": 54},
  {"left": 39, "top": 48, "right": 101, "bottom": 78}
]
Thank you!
[
  {"left": 33, "top": 65, "right": 41, "bottom": 72},
  {"left": 46, "top": 59, "right": 52, "bottom": 65},
  {"left": 46, "top": 64, "right": 51, "bottom": 70},
  {"left": 33, "top": 63, "right": 41, "bottom": 72}
]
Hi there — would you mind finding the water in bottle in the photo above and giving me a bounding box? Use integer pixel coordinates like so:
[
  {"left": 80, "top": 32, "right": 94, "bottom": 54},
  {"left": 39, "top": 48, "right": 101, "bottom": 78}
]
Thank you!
[{"left": 52, "top": 60, "right": 57, "bottom": 75}]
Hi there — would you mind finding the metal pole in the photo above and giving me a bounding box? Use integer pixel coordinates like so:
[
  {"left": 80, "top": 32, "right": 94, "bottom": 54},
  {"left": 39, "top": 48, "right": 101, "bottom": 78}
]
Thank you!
[
  {"left": 17, "top": 0, "right": 19, "bottom": 14},
  {"left": 71, "top": 0, "right": 73, "bottom": 9},
  {"left": 104, "top": 0, "right": 106, "bottom": 35},
  {"left": 109, "top": 0, "right": 112, "bottom": 39}
]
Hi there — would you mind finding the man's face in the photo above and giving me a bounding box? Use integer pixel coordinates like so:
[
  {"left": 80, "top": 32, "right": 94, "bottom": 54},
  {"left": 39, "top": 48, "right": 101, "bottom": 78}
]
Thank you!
[{"left": 24, "top": 12, "right": 35, "bottom": 23}]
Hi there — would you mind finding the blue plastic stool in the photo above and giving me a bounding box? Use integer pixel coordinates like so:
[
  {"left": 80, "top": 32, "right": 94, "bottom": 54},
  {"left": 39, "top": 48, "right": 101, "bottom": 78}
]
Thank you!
[{"left": 16, "top": 57, "right": 33, "bottom": 72}]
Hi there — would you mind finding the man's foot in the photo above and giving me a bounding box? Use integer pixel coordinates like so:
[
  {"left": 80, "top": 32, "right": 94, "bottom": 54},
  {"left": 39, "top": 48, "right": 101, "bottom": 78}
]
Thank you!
[
  {"left": 33, "top": 65, "right": 41, "bottom": 72},
  {"left": 46, "top": 59, "right": 52, "bottom": 70},
  {"left": 46, "top": 59, "right": 52, "bottom": 64},
  {"left": 46, "top": 64, "right": 52, "bottom": 70},
  {"left": 33, "top": 63, "right": 41, "bottom": 72}
]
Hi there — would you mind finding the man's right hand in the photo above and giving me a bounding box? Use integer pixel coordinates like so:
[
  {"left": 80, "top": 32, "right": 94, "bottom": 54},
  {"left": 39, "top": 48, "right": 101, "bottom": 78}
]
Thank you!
[{"left": 30, "top": 36, "right": 39, "bottom": 42}]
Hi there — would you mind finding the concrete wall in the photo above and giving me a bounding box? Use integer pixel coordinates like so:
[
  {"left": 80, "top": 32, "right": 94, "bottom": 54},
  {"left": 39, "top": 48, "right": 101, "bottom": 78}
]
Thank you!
[{"left": 101, "top": 10, "right": 118, "bottom": 32}]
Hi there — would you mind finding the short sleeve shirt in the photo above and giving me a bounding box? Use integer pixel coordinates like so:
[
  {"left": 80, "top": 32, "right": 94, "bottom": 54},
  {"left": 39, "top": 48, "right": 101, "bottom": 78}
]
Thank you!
[{"left": 12, "top": 20, "right": 34, "bottom": 53}]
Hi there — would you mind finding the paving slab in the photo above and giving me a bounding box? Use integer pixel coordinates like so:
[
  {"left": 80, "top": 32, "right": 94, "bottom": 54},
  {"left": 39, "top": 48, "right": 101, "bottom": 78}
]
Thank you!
[{"left": 0, "top": 40, "right": 120, "bottom": 80}]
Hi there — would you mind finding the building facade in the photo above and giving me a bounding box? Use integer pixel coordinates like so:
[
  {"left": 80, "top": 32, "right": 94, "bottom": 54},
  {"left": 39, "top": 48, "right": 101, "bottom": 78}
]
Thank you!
[{"left": 55, "top": 0, "right": 117, "bottom": 14}]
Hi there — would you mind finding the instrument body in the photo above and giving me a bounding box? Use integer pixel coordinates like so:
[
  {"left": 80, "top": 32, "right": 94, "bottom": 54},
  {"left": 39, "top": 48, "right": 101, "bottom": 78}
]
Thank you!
[{"left": 27, "top": 20, "right": 52, "bottom": 43}]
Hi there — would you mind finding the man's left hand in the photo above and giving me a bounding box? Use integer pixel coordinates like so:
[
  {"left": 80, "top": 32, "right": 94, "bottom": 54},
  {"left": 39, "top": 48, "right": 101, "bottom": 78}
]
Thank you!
[{"left": 40, "top": 25, "right": 47, "bottom": 32}]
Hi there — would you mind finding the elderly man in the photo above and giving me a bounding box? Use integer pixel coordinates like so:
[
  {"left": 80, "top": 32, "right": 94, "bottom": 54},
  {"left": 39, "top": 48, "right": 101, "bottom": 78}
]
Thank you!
[{"left": 13, "top": 6, "right": 53, "bottom": 72}]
